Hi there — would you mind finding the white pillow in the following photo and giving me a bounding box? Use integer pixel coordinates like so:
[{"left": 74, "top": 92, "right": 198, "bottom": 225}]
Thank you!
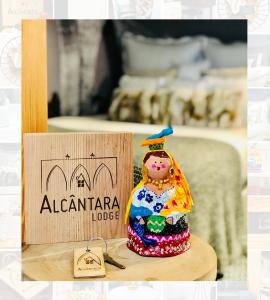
[
  {"left": 178, "top": 59, "right": 210, "bottom": 81},
  {"left": 122, "top": 32, "right": 201, "bottom": 74},
  {"left": 205, "top": 42, "right": 247, "bottom": 68}
]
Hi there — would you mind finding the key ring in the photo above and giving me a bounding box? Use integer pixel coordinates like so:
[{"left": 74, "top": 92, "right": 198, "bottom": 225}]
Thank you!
[{"left": 86, "top": 237, "right": 108, "bottom": 253}]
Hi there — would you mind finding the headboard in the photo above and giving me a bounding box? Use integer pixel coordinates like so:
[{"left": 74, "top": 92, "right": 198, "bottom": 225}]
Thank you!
[{"left": 113, "top": 20, "right": 247, "bottom": 43}]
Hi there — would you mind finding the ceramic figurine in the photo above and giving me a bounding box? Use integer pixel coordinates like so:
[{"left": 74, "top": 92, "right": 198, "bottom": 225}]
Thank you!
[{"left": 125, "top": 127, "right": 193, "bottom": 257}]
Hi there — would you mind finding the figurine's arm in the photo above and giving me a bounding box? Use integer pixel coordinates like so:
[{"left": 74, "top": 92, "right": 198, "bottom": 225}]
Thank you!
[
  {"left": 129, "top": 188, "right": 153, "bottom": 223},
  {"left": 130, "top": 205, "right": 152, "bottom": 220}
]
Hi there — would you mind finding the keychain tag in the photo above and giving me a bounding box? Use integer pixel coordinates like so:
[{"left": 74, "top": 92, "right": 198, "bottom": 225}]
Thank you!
[{"left": 74, "top": 246, "right": 106, "bottom": 278}]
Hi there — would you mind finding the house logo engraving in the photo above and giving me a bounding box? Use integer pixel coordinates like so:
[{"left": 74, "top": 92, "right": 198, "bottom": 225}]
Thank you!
[{"left": 41, "top": 154, "right": 117, "bottom": 193}]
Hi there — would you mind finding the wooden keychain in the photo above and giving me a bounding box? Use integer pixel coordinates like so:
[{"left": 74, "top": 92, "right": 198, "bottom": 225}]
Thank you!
[
  {"left": 74, "top": 237, "right": 125, "bottom": 278},
  {"left": 74, "top": 237, "right": 106, "bottom": 278}
]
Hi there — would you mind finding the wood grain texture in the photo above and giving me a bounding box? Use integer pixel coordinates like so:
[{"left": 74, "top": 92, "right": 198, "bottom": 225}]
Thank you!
[
  {"left": 22, "top": 20, "right": 48, "bottom": 243},
  {"left": 24, "top": 132, "right": 133, "bottom": 244},
  {"left": 22, "top": 235, "right": 217, "bottom": 281}
]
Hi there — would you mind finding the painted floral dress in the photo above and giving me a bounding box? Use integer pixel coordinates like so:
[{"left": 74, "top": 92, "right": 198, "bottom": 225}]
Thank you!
[{"left": 127, "top": 186, "right": 190, "bottom": 257}]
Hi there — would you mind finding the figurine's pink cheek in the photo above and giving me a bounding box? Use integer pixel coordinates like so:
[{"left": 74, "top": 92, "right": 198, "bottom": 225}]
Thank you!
[
  {"left": 161, "top": 164, "right": 166, "bottom": 168},
  {"left": 151, "top": 164, "right": 156, "bottom": 169}
]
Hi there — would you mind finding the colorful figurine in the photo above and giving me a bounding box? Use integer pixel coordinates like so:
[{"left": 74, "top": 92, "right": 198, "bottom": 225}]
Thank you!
[{"left": 125, "top": 127, "right": 193, "bottom": 257}]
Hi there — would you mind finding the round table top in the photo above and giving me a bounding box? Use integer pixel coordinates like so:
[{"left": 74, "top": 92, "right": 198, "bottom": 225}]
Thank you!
[{"left": 22, "top": 234, "right": 217, "bottom": 281}]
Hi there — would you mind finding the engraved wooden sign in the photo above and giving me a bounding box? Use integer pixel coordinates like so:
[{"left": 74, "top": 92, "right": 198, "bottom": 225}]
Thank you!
[{"left": 24, "top": 132, "right": 133, "bottom": 244}]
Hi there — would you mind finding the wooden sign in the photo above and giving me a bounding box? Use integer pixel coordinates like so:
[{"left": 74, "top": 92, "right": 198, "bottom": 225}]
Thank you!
[{"left": 24, "top": 132, "right": 133, "bottom": 244}]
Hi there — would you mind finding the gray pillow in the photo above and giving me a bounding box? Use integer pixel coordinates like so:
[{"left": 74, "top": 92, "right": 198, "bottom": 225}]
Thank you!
[
  {"left": 205, "top": 42, "right": 247, "bottom": 68},
  {"left": 122, "top": 32, "right": 202, "bottom": 74}
]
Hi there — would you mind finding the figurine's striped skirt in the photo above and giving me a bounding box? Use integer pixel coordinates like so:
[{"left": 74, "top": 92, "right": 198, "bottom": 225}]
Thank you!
[{"left": 127, "top": 225, "right": 190, "bottom": 257}]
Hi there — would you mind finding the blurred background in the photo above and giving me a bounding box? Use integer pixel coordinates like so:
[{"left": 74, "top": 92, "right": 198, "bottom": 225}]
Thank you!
[
  {"left": 47, "top": 20, "right": 247, "bottom": 127},
  {"left": 47, "top": 19, "right": 247, "bottom": 280}
]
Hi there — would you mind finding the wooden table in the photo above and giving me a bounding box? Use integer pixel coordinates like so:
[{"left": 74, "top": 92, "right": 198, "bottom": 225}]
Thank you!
[{"left": 22, "top": 234, "right": 217, "bottom": 281}]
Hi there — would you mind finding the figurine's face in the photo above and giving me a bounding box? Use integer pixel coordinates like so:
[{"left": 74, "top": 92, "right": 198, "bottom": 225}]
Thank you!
[{"left": 145, "top": 155, "right": 172, "bottom": 180}]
